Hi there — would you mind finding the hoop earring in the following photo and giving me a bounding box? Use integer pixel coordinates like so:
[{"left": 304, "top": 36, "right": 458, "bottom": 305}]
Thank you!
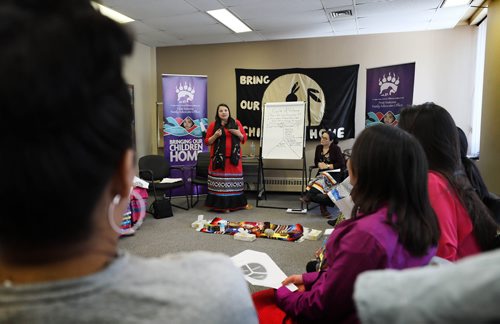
[
  {"left": 107, "top": 190, "right": 147, "bottom": 235},
  {"left": 108, "top": 194, "right": 123, "bottom": 235}
]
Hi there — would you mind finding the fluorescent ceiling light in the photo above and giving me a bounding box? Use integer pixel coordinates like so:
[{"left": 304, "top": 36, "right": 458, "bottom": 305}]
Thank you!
[
  {"left": 91, "top": 2, "right": 134, "bottom": 24},
  {"left": 441, "top": 0, "right": 471, "bottom": 8},
  {"left": 207, "top": 9, "right": 251, "bottom": 33}
]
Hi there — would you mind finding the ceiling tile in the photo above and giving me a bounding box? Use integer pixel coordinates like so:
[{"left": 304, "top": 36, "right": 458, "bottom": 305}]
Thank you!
[
  {"left": 232, "top": 0, "right": 324, "bottom": 19},
  {"left": 330, "top": 18, "right": 358, "bottom": 32},
  {"left": 185, "top": 0, "right": 225, "bottom": 11},
  {"left": 432, "top": 5, "right": 470, "bottom": 21},
  {"left": 355, "top": 0, "right": 442, "bottom": 17},
  {"left": 260, "top": 22, "right": 333, "bottom": 39},
  {"left": 322, "top": 0, "right": 354, "bottom": 7},
  {"left": 99, "top": 0, "right": 474, "bottom": 47},
  {"left": 185, "top": 34, "right": 244, "bottom": 45},
  {"left": 246, "top": 10, "right": 328, "bottom": 29},
  {"left": 144, "top": 12, "right": 217, "bottom": 29},
  {"left": 103, "top": 0, "right": 198, "bottom": 19}
]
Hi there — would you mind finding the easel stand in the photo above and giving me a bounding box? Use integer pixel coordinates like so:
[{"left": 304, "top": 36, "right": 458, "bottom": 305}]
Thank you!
[
  {"left": 255, "top": 148, "right": 307, "bottom": 210},
  {"left": 256, "top": 101, "right": 308, "bottom": 210}
]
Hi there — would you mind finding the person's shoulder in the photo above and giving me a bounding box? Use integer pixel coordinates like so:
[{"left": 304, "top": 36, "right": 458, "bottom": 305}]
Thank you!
[
  {"left": 428, "top": 171, "right": 446, "bottom": 185},
  {"left": 330, "top": 143, "right": 341, "bottom": 151},
  {"left": 123, "top": 251, "right": 249, "bottom": 300},
  {"left": 356, "top": 208, "right": 388, "bottom": 227},
  {"left": 428, "top": 171, "right": 451, "bottom": 196},
  {"left": 114, "top": 252, "right": 258, "bottom": 324},
  {"left": 126, "top": 251, "right": 249, "bottom": 290},
  {"left": 129, "top": 251, "right": 237, "bottom": 275},
  {"left": 332, "top": 211, "right": 388, "bottom": 255},
  {"left": 342, "top": 208, "right": 393, "bottom": 240}
]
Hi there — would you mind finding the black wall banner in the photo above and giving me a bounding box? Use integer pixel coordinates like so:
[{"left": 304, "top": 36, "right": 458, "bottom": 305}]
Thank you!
[{"left": 236, "top": 65, "right": 359, "bottom": 141}]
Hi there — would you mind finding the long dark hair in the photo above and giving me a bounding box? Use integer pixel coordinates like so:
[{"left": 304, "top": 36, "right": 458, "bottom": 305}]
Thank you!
[
  {"left": 457, "top": 127, "right": 489, "bottom": 200},
  {"left": 0, "top": 0, "right": 133, "bottom": 255},
  {"left": 350, "top": 125, "right": 440, "bottom": 256},
  {"left": 399, "top": 103, "right": 499, "bottom": 251}
]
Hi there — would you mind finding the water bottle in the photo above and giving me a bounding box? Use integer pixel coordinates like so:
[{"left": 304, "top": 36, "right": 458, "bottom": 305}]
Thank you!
[{"left": 250, "top": 141, "right": 256, "bottom": 157}]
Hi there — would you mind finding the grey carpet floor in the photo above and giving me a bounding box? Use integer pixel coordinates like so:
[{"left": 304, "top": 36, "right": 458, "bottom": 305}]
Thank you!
[{"left": 118, "top": 192, "right": 335, "bottom": 292}]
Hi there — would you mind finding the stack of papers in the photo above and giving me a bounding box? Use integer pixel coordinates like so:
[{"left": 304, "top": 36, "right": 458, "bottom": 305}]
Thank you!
[
  {"left": 133, "top": 176, "right": 149, "bottom": 189},
  {"left": 160, "top": 177, "right": 183, "bottom": 184}
]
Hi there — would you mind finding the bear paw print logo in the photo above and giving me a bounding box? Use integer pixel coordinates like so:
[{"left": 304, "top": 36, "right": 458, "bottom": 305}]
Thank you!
[
  {"left": 176, "top": 82, "right": 195, "bottom": 103},
  {"left": 378, "top": 73, "right": 400, "bottom": 97}
]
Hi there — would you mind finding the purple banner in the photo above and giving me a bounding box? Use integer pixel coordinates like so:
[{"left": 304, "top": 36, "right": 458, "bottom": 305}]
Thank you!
[
  {"left": 365, "top": 63, "right": 415, "bottom": 127},
  {"left": 162, "top": 74, "right": 208, "bottom": 196}
]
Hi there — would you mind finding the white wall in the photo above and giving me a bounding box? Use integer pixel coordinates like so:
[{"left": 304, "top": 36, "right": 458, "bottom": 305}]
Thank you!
[
  {"left": 123, "top": 41, "right": 156, "bottom": 159},
  {"left": 156, "top": 26, "right": 479, "bottom": 171},
  {"left": 348, "top": 26, "right": 477, "bottom": 150}
]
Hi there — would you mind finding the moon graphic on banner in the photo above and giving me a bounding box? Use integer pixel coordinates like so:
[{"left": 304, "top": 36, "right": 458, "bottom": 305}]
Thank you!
[{"left": 262, "top": 73, "right": 325, "bottom": 127}]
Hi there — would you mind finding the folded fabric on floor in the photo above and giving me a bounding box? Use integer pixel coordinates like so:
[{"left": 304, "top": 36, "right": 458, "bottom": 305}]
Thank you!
[{"left": 199, "top": 217, "right": 303, "bottom": 241}]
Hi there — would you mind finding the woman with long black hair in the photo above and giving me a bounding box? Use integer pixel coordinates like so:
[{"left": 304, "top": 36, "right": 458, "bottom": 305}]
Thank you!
[
  {"left": 205, "top": 103, "right": 249, "bottom": 212},
  {"left": 399, "top": 102, "right": 499, "bottom": 261}
]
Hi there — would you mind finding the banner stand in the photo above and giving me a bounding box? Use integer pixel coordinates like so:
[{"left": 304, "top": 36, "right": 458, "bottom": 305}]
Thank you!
[{"left": 161, "top": 74, "right": 208, "bottom": 197}]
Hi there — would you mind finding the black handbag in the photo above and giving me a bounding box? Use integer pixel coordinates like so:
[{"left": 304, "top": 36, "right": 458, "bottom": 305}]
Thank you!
[{"left": 152, "top": 199, "right": 173, "bottom": 219}]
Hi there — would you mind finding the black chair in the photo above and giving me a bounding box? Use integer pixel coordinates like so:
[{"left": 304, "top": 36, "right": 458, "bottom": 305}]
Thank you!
[
  {"left": 138, "top": 155, "right": 190, "bottom": 211},
  {"left": 342, "top": 148, "right": 352, "bottom": 160},
  {"left": 190, "top": 151, "right": 210, "bottom": 207}
]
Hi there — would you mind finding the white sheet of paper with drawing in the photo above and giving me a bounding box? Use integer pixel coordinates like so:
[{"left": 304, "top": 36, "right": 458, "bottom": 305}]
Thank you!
[{"left": 231, "top": 250, "right": 298, "bottom": 292}]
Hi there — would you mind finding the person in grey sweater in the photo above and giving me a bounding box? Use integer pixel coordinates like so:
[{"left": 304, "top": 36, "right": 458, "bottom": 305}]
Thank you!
[
  {"left": 0, "top": 1, "right": 257, "bottom": 323},
  {"left": 354, "top": 249, "right": 500, "bottom": 323}
]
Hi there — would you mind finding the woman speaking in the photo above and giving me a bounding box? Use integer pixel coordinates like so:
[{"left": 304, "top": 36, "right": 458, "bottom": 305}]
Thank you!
[{"left": 205, "top": 103, "right": 249, "bottom": 212}]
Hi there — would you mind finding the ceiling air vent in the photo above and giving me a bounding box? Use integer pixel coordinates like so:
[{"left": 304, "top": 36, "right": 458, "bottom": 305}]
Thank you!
[{"left": 330, "top": 9, "right": 353, "bottom": 19}]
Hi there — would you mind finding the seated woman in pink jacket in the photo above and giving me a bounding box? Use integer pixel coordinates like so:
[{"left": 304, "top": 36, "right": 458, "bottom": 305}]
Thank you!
[
  {"left": 399, "top": 103, "right": 499, "bottom": 261},
  {"left": 252, "top": 125, "right": 440, "bottom": 324}
]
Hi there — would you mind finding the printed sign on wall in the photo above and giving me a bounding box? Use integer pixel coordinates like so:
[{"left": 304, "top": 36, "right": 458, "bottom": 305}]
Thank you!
[{"left": 365, "top": 62, "right": 415, "bottom": 127}]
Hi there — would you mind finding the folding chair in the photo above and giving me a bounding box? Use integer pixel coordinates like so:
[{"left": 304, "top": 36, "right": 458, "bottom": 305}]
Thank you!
[
  {"left": 138, "top": 155, "right": 190, "bottom": 211},
  {"left": 190, "top": 151, "right": 210, "bottom": 207}
]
